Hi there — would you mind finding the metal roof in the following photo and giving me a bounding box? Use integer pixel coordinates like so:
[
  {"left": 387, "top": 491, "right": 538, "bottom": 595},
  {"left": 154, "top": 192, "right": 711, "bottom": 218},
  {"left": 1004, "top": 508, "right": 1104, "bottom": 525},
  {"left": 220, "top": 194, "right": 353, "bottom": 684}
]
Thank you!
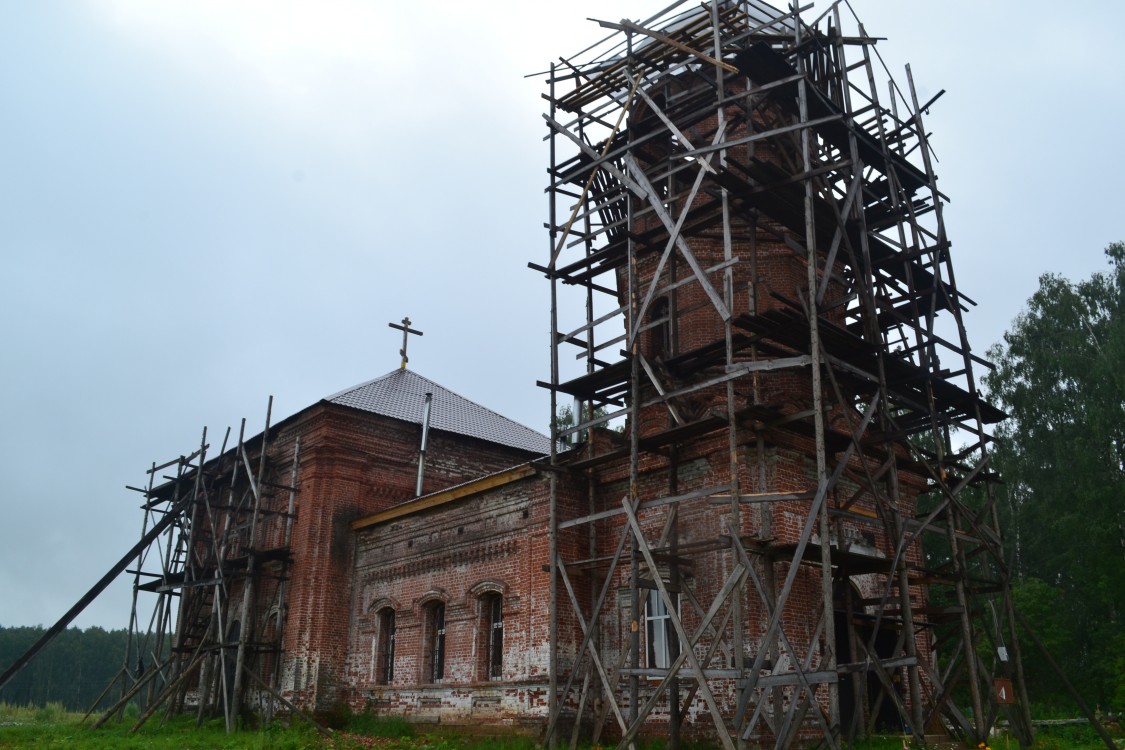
[{"left": 326, "top": 368, "right": 551, "bottom": 455}]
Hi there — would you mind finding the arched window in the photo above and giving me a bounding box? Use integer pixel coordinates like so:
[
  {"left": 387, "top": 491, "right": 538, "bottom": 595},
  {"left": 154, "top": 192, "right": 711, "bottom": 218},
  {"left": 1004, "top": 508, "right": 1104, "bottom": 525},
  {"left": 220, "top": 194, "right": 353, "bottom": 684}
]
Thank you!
[
  {"left": 423, "top": 601, "right": 446, "bottom": 683},
  {"left": 375, "top": 608, "right": 395, "bottom": 685},
  {"left": 480, "top": 593, "right": 503, "bottom": 681}
]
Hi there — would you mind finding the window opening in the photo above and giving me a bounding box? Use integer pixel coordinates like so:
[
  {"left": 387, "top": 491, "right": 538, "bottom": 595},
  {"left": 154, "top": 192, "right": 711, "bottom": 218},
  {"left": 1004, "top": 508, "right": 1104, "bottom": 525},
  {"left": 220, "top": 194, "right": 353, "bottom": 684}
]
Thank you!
[
  {"left": 224, "top": 620, "right": 241, "bottom": 701},
  {"left": 261, "top": 613, "right": 279, "bottom": 687},
  {"left": 484, "top": 594, "right": 503, "bottom": 680},
  {"left": 645, "top": 589, "right": 678, "bottom": 670},
  {"left": 376, "top": 609, "right": 395, "bottom": 685},
  {"left": 426, "top": 602, "right": 446, "bottom": 683},
  {"left": 650, "top": 298, "right": 672, "bottom": 359}
]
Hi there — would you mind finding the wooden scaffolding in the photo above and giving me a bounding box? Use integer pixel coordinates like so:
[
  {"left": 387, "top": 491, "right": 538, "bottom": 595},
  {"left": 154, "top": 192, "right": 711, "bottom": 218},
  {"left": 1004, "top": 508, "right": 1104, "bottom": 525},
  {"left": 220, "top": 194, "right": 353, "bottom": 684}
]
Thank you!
[
  {"left": 538, "top": 1, "right": 1033, "bottom": 748},
  {"left": 94, "top": 400, "right": 305, "bottom": 732}
]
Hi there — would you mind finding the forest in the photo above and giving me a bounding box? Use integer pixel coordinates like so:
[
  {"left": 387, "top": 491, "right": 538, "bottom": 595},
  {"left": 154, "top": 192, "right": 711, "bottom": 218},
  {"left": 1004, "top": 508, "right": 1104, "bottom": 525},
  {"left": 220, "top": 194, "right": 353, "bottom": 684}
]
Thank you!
[
  {"left": 1, "top": 246, "right": 1123, "bottom": 718},
  {"left": 0, "top": 624, "right": 134, "bottom": 711}
]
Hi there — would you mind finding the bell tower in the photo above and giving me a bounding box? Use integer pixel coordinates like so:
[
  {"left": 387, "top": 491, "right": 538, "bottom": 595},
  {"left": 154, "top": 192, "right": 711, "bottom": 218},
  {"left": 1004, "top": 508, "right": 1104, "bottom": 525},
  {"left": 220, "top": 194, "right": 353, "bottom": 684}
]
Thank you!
[{"left": 541, "top": 4, "right": 1027, "bottom": 748}]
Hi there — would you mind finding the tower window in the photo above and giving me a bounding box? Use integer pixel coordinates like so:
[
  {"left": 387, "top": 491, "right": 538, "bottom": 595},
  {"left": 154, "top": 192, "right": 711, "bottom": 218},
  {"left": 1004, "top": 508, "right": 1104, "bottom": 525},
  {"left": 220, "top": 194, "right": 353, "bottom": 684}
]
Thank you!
[
  {"left": 644, "top": 588, "right": 679, "bottom": 670},
  {"left": 650, "top": 298, "right": 672, "bottom": 359}
]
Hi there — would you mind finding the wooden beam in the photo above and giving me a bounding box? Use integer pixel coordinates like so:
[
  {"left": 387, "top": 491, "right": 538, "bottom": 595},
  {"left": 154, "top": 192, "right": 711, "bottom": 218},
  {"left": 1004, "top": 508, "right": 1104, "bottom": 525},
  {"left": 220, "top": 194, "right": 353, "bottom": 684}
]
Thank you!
[
  {"left": 602, "top": 18, "right": 739, "bottom": 73},
  {"left": 350, "top": 464, "right": 537, "bottom": 530}
]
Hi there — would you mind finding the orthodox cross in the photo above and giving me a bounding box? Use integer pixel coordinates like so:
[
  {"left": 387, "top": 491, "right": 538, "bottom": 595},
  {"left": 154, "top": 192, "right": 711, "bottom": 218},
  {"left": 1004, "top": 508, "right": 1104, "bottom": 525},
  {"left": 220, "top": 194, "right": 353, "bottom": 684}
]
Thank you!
[{"left": 388, "top": 317, "right": 423, "bottom": 369}]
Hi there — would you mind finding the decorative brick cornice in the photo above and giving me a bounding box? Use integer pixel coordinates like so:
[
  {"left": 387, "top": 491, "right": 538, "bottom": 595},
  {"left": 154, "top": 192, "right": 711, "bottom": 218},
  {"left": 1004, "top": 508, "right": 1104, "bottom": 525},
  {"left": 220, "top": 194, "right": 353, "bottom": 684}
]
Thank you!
[{"left": 361, "top": 539, "right": 520, "bottom": 583}]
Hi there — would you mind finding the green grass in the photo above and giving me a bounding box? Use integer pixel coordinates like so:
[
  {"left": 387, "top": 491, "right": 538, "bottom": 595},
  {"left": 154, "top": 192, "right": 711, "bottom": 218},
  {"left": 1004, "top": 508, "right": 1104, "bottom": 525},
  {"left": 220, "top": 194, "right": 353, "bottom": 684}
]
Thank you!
[
  {"left": 1025, "top": 723, "right": 1123, "bottom": 750},
  {"left": 0, "top": 702, "right": 537, "bottom": 749},
  {"left": 342, "top": 712, "right": 413, "bottom": 738},
  {"left": 1, "top": 704, "right": 1121, "bottom": 750},
  {"left": 0, "top": 705, "right": 330, "bottom": 749}
]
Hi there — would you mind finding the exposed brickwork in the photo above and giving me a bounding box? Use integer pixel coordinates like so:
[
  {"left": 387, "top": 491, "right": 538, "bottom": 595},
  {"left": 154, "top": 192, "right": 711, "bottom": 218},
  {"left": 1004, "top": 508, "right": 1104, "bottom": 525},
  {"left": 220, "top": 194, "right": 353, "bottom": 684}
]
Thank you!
[
  {"left": 336, "top": 409, "right": 929, "bottom": 741},
  {"left": 346, "top": 474, "right": 562, "bottom": 725},
  {"left": 194, "top": 400, "right": 546, "bottom": 713}
]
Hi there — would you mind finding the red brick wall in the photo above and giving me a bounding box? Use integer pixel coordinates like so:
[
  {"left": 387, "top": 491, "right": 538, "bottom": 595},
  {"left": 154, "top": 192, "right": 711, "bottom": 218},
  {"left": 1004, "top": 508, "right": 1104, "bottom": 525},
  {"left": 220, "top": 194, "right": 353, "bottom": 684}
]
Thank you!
[
  {"left": 201, "top": 401, "right": 546, "bottom": 712},
  {"left": 329, "top": 413, "right": 929, "bottom": 740},
  {"left": 344, "top": 471, "right": 587, "bottom": 727}
]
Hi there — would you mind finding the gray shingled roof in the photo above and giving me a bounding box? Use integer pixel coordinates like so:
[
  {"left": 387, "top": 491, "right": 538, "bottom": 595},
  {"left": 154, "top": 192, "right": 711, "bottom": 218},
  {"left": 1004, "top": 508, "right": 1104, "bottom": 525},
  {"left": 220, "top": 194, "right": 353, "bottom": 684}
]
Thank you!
[{"left": 326, "top": 368, "right": 551, "bottom": 455}]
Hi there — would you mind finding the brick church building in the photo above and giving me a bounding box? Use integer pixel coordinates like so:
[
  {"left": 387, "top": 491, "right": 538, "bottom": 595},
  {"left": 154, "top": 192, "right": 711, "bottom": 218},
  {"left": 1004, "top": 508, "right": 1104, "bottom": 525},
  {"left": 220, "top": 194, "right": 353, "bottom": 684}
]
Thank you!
[
  {"left": 186, "top": 365, "right": 563, "bottom": 723},
  {"left": 171, "top": 333, "right": 932, "bottom": 741},
  {"left": 152, "top": 3, "right": 1024, "bottom": 746}
]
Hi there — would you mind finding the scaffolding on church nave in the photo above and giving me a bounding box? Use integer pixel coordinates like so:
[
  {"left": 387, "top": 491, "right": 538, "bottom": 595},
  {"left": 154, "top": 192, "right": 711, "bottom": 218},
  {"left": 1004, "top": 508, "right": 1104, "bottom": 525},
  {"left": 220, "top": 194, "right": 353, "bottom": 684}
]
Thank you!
[
  {"left": 538, "top": 2, "right": 1033, "bottom": 747},
  {"left": 90, "top": 401, "right": 313, "bottom": 734}
]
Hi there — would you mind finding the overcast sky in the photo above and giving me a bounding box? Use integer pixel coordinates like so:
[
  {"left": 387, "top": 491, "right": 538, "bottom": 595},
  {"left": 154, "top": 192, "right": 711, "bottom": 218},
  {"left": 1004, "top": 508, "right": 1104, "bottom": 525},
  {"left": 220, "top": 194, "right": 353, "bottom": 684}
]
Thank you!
[{"left": 1, "top": 0, "right": 1122, "bottom": 633}]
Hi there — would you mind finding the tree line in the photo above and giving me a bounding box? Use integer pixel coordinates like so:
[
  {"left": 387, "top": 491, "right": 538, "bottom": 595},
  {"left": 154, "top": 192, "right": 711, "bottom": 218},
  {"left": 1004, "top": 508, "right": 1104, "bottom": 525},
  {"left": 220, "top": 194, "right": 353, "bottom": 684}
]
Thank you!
[{"left": 0, "top": 625, "right": 134, "bottom": 711}]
